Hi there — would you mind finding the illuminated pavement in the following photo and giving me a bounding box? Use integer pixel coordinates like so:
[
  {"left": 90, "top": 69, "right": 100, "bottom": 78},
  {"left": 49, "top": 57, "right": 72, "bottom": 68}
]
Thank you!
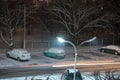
[
  {"left": 19, "top": 59, "right": 120, "bottom": 71},
  {"left": 0, "top": 47, "right": 120, "bottom": 79},
  {"left": 0, "top": 46, "right": 120, "bottom": 69}
]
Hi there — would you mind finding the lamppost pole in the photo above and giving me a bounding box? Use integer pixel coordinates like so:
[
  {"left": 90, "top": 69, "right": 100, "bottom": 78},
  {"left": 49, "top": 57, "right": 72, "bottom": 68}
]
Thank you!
[
  {"left": 57, "top": 36, "right": 96, "bottom": 80},
  {"left": 65, "top": 41, "right": 77, "bottom": 80}
]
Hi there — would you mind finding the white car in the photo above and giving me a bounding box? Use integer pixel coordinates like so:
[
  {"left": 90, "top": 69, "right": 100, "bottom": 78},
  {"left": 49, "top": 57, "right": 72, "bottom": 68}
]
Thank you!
[
  {"left": 44, "top": 48, "right": 65, "bottom": 59},
  {"left": 100, "top": 45, "right": 120, "bottom": 55},
  {"left": 6, "top": 49, "right": 31, "bottom": 61}
]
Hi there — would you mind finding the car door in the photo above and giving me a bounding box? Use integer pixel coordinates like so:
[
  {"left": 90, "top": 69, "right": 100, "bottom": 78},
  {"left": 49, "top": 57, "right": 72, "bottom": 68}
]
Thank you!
[
  {"left": 10, "top": 50, "right": 15, "bottom": 58},
  {"left": 102, "top": 48, "right": 110, "bottom": 53},
  {"left": 13, "top": 50, "right": 18, "bottom": 59},
  {"left": 105, "top": 48, "right": 110, "bottom": 53},
  {"left": 107, "top": 49, "right": 114, "bottom": 54}
]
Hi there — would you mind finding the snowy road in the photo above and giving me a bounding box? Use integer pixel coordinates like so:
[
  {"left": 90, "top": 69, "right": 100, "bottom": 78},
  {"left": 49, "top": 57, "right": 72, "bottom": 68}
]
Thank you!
[{"left": 0, "top": 47, "right": 120, "bottom": 80}]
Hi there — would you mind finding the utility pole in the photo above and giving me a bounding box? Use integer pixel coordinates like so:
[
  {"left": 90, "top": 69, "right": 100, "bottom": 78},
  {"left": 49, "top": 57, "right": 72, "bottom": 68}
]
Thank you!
[{"left": 23, "top": 5, "right": 26, "bottom": 49}]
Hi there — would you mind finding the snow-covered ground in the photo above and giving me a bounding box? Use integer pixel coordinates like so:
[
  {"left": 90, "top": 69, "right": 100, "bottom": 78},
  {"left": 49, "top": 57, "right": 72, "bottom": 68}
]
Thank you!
[
  {"left": 0, "top": 47, "right": 120, "bottom": 80},
  {"left": 0, "top": 74, "right": 61, "bottom": 80},
  {"left": 1, "top": 71, "right": 120, "bottom": 80}
]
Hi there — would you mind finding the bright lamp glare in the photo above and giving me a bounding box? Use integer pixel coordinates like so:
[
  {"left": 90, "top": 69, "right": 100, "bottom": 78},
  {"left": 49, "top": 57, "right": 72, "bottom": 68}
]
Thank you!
[
  {"left": 86, "top": 36, "right": 96, "bottom": 42},
  {"left": 89, "top": 37, "right": 96, "bottom": 42},
  {"left": 57, "top": 37, "right": 65, "bottom": 43}
]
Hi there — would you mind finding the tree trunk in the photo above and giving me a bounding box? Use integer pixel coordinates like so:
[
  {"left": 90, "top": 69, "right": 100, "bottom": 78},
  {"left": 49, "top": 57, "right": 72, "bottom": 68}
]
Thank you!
[{"left": 9, "top": 29, "right": 14, "bottom": 50}]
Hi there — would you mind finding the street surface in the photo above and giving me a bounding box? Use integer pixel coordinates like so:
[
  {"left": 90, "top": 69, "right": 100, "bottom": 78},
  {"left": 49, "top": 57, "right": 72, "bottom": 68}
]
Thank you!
[
  {"left": 0, "top": 46, "right": 120, "bottom": 79},
  {"left": 0, "top": 46, "right": 120, "bottom": 68}
]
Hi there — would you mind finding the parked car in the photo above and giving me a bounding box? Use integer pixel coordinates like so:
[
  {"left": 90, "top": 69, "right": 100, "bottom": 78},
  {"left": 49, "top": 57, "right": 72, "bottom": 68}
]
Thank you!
[
  {"left": 61, "top": 69, "right": 83, "bottom": 80},
  {"left": 100, "top": 45, "right": 120, "bottom": 55},
  {"left": 44, "top": 48, "right": 65, "bottom": 59},
  {"left": 6, "top": 49, "right": 31, "bottom": 61}
]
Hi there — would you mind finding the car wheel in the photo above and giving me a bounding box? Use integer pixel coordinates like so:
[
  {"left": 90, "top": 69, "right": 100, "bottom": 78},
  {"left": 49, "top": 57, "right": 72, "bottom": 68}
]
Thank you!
[
  {"left": 6, "top": 54, "right": 10, "bottom": 58},
  {"left": 55, "top": 55, "right": 58, "bottom": 58},
  {"left": 115, "top": 51, "right": 118, "bottom": 55},
  {"left": 17, "top": 57, "right": 21, "bottom": 61},
  {"left": 63, "top": 55, "right": 65, "bottom": 58},
  {"left": 101, "top": 49, "right": 104, "bottom": 53}
]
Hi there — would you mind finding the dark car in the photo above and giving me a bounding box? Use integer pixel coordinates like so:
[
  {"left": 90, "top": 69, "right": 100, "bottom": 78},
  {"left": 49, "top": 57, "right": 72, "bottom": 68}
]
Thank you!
[
  {"left": 100, "top": 45, "right": 120, "bottom": 55},
  {"left": 61, "top": 69, "right": 83, "bottom": 80}
]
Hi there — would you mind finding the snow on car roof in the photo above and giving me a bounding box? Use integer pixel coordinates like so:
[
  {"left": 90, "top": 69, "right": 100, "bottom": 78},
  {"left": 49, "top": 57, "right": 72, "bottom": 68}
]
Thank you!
[
  {"left": 13, "top": 49, "right": 28, "bottom": 52},
  {"left": 106, "top": 45, "right": 120, "bottom": 49},
  {"left": 67, "top": 69, "right": 79, "bottom": 73},
  {"left": 48, "top": 48, "right": 65, "bottom": 52}
]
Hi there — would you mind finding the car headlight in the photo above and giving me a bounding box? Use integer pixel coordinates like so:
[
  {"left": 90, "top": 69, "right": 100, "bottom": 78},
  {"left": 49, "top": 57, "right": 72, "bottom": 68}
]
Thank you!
[{"left": 118, "top": 50, "right": 120, "bottom": 53}]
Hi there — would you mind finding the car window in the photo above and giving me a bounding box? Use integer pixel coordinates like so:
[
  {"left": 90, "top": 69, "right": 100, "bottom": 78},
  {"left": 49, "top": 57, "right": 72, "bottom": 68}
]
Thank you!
[
  {"left": 16, "top": 50, "right": 20, "bottom": 54},
  {"left": 13, "top": 50, "right": 16, "bottom": 54},
  {"left": 49, "top": 48, "right": 64, "bottom": 52},
  {"left": 67, "top": 73, "right": 82, "bottom": 80},
  {"left": 67, "top": 74, "right": 73, "bottom": 80},
  {"left": 18, "top": 49, "right": 28, "bottom": 54}
]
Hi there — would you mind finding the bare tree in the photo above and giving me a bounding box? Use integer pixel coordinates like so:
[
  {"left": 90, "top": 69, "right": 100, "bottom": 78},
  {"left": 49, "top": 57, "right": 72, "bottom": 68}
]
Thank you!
[
  {"left": 46, "top": 0, "right": 118, "bottom": 45},
  {"left": 0, "top": 0, "right": 41, "bottom": 49},
  {"left": 0, "top": 1, "right": 23, "bottom": 49}
]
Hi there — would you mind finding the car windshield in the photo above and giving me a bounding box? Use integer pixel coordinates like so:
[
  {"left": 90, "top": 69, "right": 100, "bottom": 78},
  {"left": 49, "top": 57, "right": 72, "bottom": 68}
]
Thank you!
[
  {"left": 17, "top": 49, "right": 28, "bottom": 54},
  {"left": 67, "top": 73, "right": 82, "bottom": 80}
]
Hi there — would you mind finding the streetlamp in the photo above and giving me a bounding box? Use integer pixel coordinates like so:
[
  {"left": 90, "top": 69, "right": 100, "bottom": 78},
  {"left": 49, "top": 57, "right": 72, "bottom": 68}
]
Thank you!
[{"left": 57, "top": 36, "right": 96, "bottom": 80}]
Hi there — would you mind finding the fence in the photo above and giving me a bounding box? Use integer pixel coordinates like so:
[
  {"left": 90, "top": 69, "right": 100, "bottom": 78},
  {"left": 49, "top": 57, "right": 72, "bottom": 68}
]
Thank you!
[{"left": 0, "top": 38, "right": 119, "bottom": 49}]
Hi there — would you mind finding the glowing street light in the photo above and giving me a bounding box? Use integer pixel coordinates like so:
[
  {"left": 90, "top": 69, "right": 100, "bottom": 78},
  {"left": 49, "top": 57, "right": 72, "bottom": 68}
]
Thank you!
[
  {"left": 57, "top": 36, "right": 96, "bottom": 80},
  {"left": 57, "top": 37, "right": 66, "bottom": 43}
]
